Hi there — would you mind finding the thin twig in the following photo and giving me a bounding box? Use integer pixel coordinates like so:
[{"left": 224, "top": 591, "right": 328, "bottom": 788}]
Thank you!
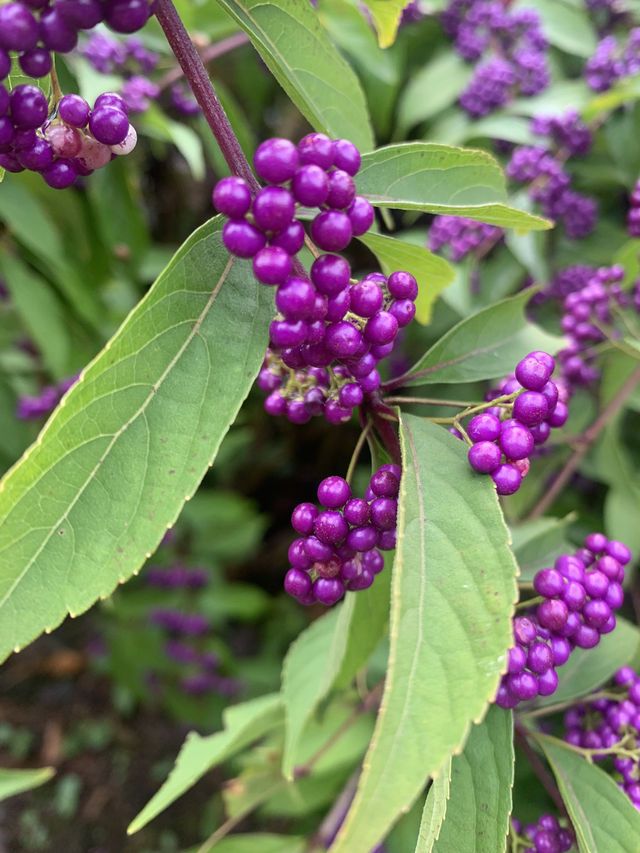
[{"left": 157, "top": 32, "right": 250, "bottom": 90}]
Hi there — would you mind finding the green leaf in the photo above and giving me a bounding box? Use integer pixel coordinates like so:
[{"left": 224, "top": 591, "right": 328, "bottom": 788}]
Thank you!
[
  {"left": 357, "top": 232, "right": 455, "bottom": 324},
  {"left": 282, "top": 599, "right": 365, "bottom": 777},
  {"left": 415, "top": 759, "right": 452, "bottom": 852},
  {"left": 360, "top": 0, "right": 405, "bottom": 47},
  {"left": 416, "top": 706, "right": 514, "bottom": 853},
  {"left": 0, "top": 254, "right": 70, "bottom": 380},
  {"left": 519, "top": 0, "right": 596, "bottom": 57},
  {"left": 396, "top": 51, "right": 472, "bottom": 133},
  {"left": 0, "top": 217, "right": 273, "bottom": 663},
  {"left": 329, "top": 415, "right": 518, "bottom": 852},
  {"left": 532, "top": 617, "right": 640, "bottom": 710},
  {"left": 184, "top": 834, "right": 305, "bottom": 853},
  {"left": 213, "top": 0, "right": 374, "bottom": 152},
  {"left": 0, "top": 766, "right": 55, "bottom": 801},
  {"left": 403, "top": 290, "right": 564, "bottom": 386},
  {"left": 139, "top": 105, "right": 205, "bottom": 180},
  {"left": 536, "top": 734, "right": 640, "bottom": 853},
  {"left": 127, "top": 693, "right": 284, "bottom": 833},
  {"left": 508, "top": 80, "right": 592, "bottom": 118},
  {"left": 356, "top": 144, "right": 552, "bottom": 230}
]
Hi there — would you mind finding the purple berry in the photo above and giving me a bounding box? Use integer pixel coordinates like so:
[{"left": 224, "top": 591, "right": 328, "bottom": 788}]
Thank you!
[
  {"left": 19, "top": 48, "right": 52, "bottom": 78},
  {"left": 313, "top": 577, "right": 344, "bottom": 606},
  {"left": 347, "top": 196, "right": 375, "bottom": 235},
  {"left": 9, "top": 84, "right": 47, "bottom": 129},
  {"left": 370, "top": 469, "right": 399, "bottom": 498},
  {"left": 527, "top": 642, "right": 553, "bottom": 674},
  {"left": 364, "top": 311, "right": 398, "bottom": 345},
  {"left": 467, "top": 413, "right": 502, "bottom": 442},
  {"left": 222, "top": 220, "right": 266, "bottom": 258},
  {"left": 270, "top": 219, "right": 306, "bottom": 255},
  {"left": 332, "top": 138, "right": 360, "bottom": 175},
  {"left": 298, "top": 132, "right": 334, "bottom": 169},
  {"left": 291, "top": 502, "right": 318, "bottom": 536},
  {"left": 326, "top": 169, "right": 355, "bottom": 209},
  {"left": 338, "top": 383, "right": 363, "bottom": 409},
  {"left": 89, "top": 106, "right": 129, "bottom": 145},
  {"left": 499, "top": 423, "right": 534, "bottom": 460},
  {"left": 314, "top": 510, "right": 348, "bottom": 544},
  {"left": 387, "top": 270, "right": 418, "bottom": 300},
  {"left": 213, "top": 176, "right": 252, "bottom": 218},
  {"left": 254, "top": 137, "right": 299, "bottom": 183},
  {"left": 344, "top": 498, "right": 370, "bottom": 526},
  {"left": 58, "top": 94, "right": 91, "bottom": 128},
  {"left": 42, "top": 158, "right": 77, "bottom": 189},
  {"left": 0, "top": 3, "right": 39, "bottom": 51},
  {"left": 317, "top": 476, "right": 351, "bottom": 509},
  {"left": 252, "top": 186, "right": 295, "bottom": 233},
  {"left": 311, "top": 254, "right": 350, "bottom": 296},
  {"left": 370, "top": 498, "right": 397, "bottom": 531},
  {"left": 253, "top": 246, "right": 292, "bottom": 285},
  {"left": 350, "top": 279, "right": 383, "bottom": 317},
  {"left": 276, "top": 276, "right": 315, "bottom": 318},
  {"left": 512, "top": 391, "right": 549, "bottom": 426},
  {"left": 534, "top": 568, "right": 564, "bottom": 598},
  {"left": 515, "top": 355, "right": 552, "bottom": 390},
  {"left": 491, "top": 463, "right": 522, "bottom": 495},
  {"left": 104, "top": 0, "right": 151, "bottom": 33},
  {"left": 537, "top": 598, "right": 569, "bottom": 632},
  {"left": 291, "top": 163, "right": 329, "bottom": 207},
  {"left": 547, "top": 401, "right": 568, "bottom": 428},
  {"left": 284, "top": 568, "right": 312, "bottom": 598},
  {"left": 311, "top": 210, "right": 353, "bottom": 251},
  {"left": 537, "top": 667, "right": 559, "bottom": 696},
  {"left": 39, "top": 7, "right": 77, "bottom": 52},
  {"left": 468, "top": 441, "right": 501, "bottom": 474},
  {"left": 347, "top": 525, "right": 379, "bottom": 552},
  {"left": 325, "top": 321, "right": 362, "bottom": 358}
]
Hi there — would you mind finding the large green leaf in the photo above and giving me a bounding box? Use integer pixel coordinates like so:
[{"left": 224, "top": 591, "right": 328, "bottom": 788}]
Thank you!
[
  {"left": 128, "top": 694, "right": 284, "bottom": 833},
  {"left": 0, "top": 766, "right": 55, "bottom": 801},
  {"left": 537, "top": 735, "right": 640, "bottom": 853},
  {"left": 403, "top": 290, "right": 563, "bottom": 386},
  {"left": 0, "top": 217, "right": 273, "bottom": 663},
  {"left": 510, "top": 515, "right": 574, "bottom": 582},
  {"left": 531, "top": 617, "right": 640, "bottom": 710},
  {"left": 416, "top": 706, "right": 513, "bottom": 853},
  {"left": 357, "top": 232, "right": 455, "bottom": 324},
  {"left": 213, "top": 0, "right": 374, "bottom": 152},
  {"left": 355, "top": 144, "right": 552, "bottom": 230},
  {"left": 329, "top": 416, "right": 518, "bottom": 852}
]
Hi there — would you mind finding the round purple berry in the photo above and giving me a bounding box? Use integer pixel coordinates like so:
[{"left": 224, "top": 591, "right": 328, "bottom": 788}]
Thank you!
[
  {"left": 310, "top": 210, "right": 353, "bottom": 252},
  {"left": 515, "top": 355, "right": 553, "bottom": 390},
  {"left": 291, "top": 163, "right": 329, "bottom": 207},
  {"left": 491, "top": 463, "right": 522, "bottom": 495},
  {"left": 252, "top": 186, "right": 295, "bottom": 233},
  {"left": 512, "top": 391, "right": 549, "bottom": 426},
  {"left": 311, "top": 254, "right": 350, "bottom": 296},
  {"left": 499, "top": 423, "right": 534, "bottom": 460},
  {"left": 213, "top": 176, "right": 252, "bottom": 219},
  {"left": 291, "top": 502, "right": 318, "bottom": 536},
  {"left": 468, "top": 441, "right": 501, "bottom": 474},
  {"left": 298, "top": 132, "right": 334, "bottom": 169},
  {"left": 347, "top": 196, "right": 375, "bottom": 235},
  {"left": 254, "top": 137, "right": 299, "bottom": 184},
  {"left": 222, "top": 220, "right": 266, "bottom": 258},
  {"left": 252, "top": 246, "right": 292, "bottom": 285},
  {"left": 89, "top": 106, "right": 129, "bottom": 145},
  {"left": 317, "top": 476, "right": 351, "bottom": 509},
  {"left": 387, "top": 270, "right": 418, "bottom": 300},
  {"left": 332, "top": 138, "right": 361, "bottom": 175}
]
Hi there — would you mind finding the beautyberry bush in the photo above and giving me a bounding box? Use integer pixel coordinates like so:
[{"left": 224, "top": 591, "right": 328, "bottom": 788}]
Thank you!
[{"left": 1, "top": 0, "right": 640, "bottom": 851}]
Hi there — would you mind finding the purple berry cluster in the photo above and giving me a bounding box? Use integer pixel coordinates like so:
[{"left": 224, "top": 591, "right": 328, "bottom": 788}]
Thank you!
[
  {"left": 441, "top": 0, "right": 549, "bottom": 117},
  {"left": 147, "top": 564, "right": 240, "bottom": 698},
  {"left": 214, "top": 134, "right": 418, "bottom": 425},
  {"left": 628, "top": 179, "right": 640, "bottom": 237},
  {"left": 80, "top": 30, "right": 158, "bottom": 74},
  {"left": 506, "top": 135, "right": 597, "bottom": 240},
  {"left": 427, "top": 215, "right": 503, "bottom": 261},
  {"left": 585, "top": 29, "right": 640, "bottom": 92},
  {"left": 495, "top": 533, "right": 630, "bottom": 709},
  {"left": 0, "top": 0, "right": 152, "bottom": 186},
  {"left": 284, "top": 465, "right": 400, "bottom": 606},
  {"left": 557, "top": 265, "right": 629, "bottom": 387},
  {"left": 531, "top": 110, "right": 593, "bottom": 158},
  {"left": 467, "top": 351, "right": 567, "bottom": 496},
  {"left": 16, "top": 373, "right": 78, "bottom": 420},
  {"left": 511, "top": 815, "right": 575, "bottom": 853},
  {"left": 1, "top": 85, "right": 138, "bottom": 187},
  {"left": 564, "top": 667, "right": 640, "bottom": 809}
]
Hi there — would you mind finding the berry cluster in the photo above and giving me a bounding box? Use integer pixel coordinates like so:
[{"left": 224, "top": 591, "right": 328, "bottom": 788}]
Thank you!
[
  {"left": 214, "top": 134, "right": 418, "bottom": 425},
  {"left": 585, "top": 28, "right": 640, "bottom": 91},
  {"left": 564, "top": 667, "right": 640, "bottom": 808},
  {"left": 1, "top": 85, "right": 137, "bottom": 187},
  {"left": 284, "top": 465, "right": 401, "bottom": 606},
  {"left": 511, "top": 815, "right": 575, "bottom": 853},
  {"left": 0, "top": 1, "right": 152, "bottom": 186},
  {"left": 441, "top": 0, "right": 549, "bottom": 117},
  {"left": 147, "top": 565, "right": 240, "bottom": 697},
  {"left": 531, "top": 110, "right": 593, "bottom": 158},
  {"left": 506, "top": 139, "right": 596, "bottom": 240},
  {"left": 466, "top": 351, "right": 567, "bottom": 496},
  {"left": 427, "top": 215, "right": 503, "bottom": 262},
  {"left": 557, "top": 265, "right": 629, "bottom": 387},
  {"left": 628, "top": 179, "right": 640, "bottom": 237},
  {"left": 495, "top": 534, "right": 630, "bottom": 709},
  {"left": 16, "top": 373, "right": 78, "bottom": 420}
]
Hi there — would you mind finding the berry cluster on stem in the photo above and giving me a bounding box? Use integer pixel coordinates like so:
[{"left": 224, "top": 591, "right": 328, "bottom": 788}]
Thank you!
[{"left": 496, "top": 533, "right": 631, "bottom": 709}]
